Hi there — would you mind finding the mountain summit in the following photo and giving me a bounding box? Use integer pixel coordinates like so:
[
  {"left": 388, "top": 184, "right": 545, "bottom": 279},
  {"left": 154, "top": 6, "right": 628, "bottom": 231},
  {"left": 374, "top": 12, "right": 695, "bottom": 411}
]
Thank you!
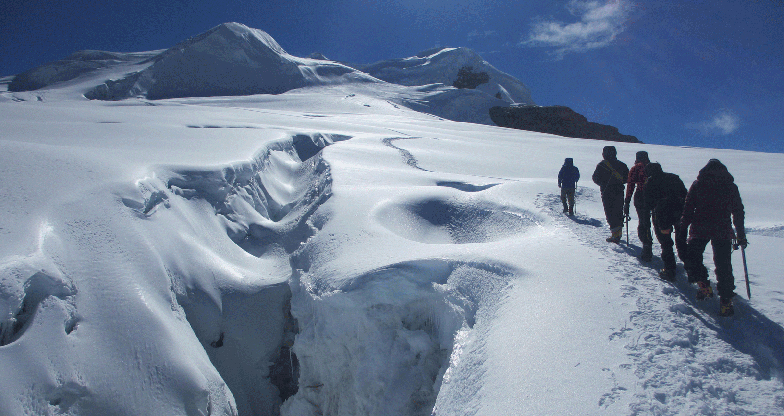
[
  {"left": 356, "top": 47, "right": 534, "bottom": 105},
  {"left": 85, "top": 23, "right": 377, "bottom": 100}
]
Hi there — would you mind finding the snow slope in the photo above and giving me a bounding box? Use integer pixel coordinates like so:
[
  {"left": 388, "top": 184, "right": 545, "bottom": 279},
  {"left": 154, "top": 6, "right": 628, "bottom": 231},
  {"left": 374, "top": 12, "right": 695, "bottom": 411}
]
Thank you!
[{"left": 1, "top": 30, "right": 784, "bottom": 416}]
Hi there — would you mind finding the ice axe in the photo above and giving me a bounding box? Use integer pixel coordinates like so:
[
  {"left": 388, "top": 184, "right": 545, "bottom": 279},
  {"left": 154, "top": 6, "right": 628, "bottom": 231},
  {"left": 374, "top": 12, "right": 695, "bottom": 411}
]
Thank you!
[
  {"left": 625, "top": 214, "right": 630, "bottom": 245},
  {"left": 733, "top": 240, "right": 751, "bottom": 299}
]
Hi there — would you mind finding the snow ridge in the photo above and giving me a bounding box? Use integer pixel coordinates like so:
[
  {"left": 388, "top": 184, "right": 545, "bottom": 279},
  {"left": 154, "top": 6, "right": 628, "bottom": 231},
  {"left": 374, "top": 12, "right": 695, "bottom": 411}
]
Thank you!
[{"left": 7, "top": 50, "right": 161, "bottom": 92}]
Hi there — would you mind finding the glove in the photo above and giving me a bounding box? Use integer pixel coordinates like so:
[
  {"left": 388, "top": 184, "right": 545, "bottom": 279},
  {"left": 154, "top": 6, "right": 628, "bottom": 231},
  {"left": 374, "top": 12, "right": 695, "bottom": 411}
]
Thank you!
[{"left": 736, "top": 234, "right": 748, "bottom": 249}]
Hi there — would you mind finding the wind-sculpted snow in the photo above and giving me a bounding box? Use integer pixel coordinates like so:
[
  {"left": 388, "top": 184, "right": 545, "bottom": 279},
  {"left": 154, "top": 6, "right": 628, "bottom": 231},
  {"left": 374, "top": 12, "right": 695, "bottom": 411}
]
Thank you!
[
  {"left": 0, "top": 130, "right": 343, "bottom": 415},
  {"left": 283, "top": 259, "right": 517, "bottom": 416},
  {"left": 123, "top": 132, "right": 344, "bottom": 415},
  {"left": 145, "top": 132, "right": 348, "bottom": 251},
  {"left": 130, "top": 131, "right": 525, "bottom": 415},
  {"left": 436, "top": 181, "right": 499, "bottom": 192},
  {"left": 0, "top": 265, "right": 77, "bottom": 346},
  {"left": 375, "top": 195, "right": 541, "bottom": 244}
]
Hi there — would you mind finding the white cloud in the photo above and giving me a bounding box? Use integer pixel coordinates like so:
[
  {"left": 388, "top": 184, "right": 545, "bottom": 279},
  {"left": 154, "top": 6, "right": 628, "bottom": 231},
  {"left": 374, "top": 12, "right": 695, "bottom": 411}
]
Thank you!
[
  {"left": 687, "top": 110, "right": 741, "bottom": 136},
  {"left": 522, "top": 0, "right": 632, "bottom": 58}
]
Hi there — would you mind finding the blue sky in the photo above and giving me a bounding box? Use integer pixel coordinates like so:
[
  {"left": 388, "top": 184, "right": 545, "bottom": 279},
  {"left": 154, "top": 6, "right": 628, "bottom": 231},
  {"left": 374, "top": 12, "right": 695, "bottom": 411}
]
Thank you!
[{"left": 2, "top": 0, "right": 783, "bottom": 153}]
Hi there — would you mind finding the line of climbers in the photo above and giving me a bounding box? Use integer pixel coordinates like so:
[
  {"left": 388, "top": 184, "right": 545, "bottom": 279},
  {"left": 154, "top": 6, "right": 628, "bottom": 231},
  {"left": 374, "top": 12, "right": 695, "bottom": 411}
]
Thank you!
[{"left": 557, "top": 146, "right": 747, "bottom": 317}]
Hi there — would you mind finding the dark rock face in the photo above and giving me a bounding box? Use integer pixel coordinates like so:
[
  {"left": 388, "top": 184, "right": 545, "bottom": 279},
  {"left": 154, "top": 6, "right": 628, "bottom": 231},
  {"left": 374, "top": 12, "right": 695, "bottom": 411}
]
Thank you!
[
  {"left": 489, "top": 105, "right": 641, "bottom": 143},
  {"left": 452, "top": 65, "right": 490, "bottom": 89}
]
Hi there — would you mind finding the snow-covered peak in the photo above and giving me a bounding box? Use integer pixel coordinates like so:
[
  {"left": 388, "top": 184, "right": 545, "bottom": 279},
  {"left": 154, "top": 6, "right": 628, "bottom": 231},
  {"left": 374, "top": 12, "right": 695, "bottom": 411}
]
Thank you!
[
  {"left": 308, "top": 52, "right": 330, "bottom": 61},
  {"left": 158, "top": 22, "right": 290, "bottom": 65},
  {"left": 413, "top": 47, "right": 460, "bottom": 60},
  {"left": 85, "top": 23, "right": 378, "bottom": 100},
  {"left": 357, "top": 47, "right": 535, "bottom": 105}
]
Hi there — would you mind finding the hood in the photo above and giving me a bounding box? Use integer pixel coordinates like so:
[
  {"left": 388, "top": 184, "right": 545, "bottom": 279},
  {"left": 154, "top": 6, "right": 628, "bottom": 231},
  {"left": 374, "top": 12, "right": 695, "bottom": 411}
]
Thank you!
[
  {"left": 563, "top": 158, "right": 574, "bottom": 167},
  {"left": 635, "top": 151, "right": 649, "bottom": 164},
  {"left": 602, "top": 146, "right": 617, "bottom": 161},
  {"left": 646, "top": 162, "right": 662, "bottom": 178},
  {"left": 697, "top": 159, "right": 734, "bottom": 184}
]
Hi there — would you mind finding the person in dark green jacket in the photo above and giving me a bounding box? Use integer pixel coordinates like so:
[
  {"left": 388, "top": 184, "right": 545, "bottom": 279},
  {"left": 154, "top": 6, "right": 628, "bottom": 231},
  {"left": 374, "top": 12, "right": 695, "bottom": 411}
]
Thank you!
[{"left": 592, "top": 146, "right": 629, "bottom": 243}]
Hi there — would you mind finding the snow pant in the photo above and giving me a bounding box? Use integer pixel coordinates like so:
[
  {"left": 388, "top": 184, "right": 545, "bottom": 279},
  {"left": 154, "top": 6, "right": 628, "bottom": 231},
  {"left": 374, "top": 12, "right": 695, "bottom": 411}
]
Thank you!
[
  {"left": 653, "top": 210, "right": 687, "bottom": 272},
  {"left": 683, "top": 238, "right": 735, "bottom": 299},
  {"left": 635, "top": 203, "right": 653, "bottom": 246},
  {"left": 561, "top": 188, "right": 575, "bottom": 212},
  {"left": 601, "top": 187, "right": 625, "bottom": 231},
  {"left": 653, "top": 227, "right": 677, "bottom": 271}
]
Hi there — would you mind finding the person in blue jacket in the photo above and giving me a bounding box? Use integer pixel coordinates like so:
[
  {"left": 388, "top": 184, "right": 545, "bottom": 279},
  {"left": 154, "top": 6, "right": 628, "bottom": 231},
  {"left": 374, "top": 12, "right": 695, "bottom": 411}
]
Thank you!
[{"left": 558, "top": 157, "right": 580, "bottom": 215}]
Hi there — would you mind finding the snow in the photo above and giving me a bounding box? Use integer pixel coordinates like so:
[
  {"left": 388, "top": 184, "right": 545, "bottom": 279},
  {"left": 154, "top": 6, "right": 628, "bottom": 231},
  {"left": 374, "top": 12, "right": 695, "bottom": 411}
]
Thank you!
[
  {"left": 2, "top": 25, "right": 784, "bottom": 416},
  {"left": 357, "top": 46, "right": 534, "bottom": 107}
]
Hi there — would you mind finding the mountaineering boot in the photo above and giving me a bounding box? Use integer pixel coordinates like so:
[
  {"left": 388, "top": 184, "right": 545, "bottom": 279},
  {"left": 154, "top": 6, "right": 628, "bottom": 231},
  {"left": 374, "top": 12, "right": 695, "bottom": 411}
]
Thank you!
[
  {"left": 640, "top": 244, "right": 653, "bottom": 262},
  {"left": 659, "top": 268, "right": 675, "bottom": 282},
  {"left": 696, "top": 281, "right": 714, "bottom": 300},
  {"left": 606, "top": 227, "right": 623, "bottom": 243},
  {"left": 719, "top": 297, "right": 735, "bottom": 317},
  {"left": 568, "top": 206, "right": 574, "bottom": 216}
]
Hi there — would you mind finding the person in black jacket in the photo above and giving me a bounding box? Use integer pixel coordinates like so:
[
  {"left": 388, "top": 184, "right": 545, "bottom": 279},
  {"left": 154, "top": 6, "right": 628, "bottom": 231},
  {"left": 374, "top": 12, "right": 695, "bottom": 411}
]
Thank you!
[
  {"left": 643, "top": 163, "right": 688, "bottom": 281},
  {"left": 592, "top": 146, "right": 629, "bottom": 243}
]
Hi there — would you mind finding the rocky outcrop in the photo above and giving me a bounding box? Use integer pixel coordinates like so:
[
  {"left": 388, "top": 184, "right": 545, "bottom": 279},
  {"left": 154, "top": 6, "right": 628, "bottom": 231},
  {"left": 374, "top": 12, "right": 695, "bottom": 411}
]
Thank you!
[{"left": 489, "top": 105, "right": 641, "bottom": 143}]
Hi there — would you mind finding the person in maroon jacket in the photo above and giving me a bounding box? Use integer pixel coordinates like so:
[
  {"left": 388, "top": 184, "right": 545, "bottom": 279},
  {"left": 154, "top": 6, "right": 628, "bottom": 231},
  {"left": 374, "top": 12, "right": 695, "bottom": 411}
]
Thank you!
[
  {"left": 679, "top": 159, "right": 747, "bottom": 316},
  {"left": 625, "top": 151, "right": 653, "bottom": 261}
]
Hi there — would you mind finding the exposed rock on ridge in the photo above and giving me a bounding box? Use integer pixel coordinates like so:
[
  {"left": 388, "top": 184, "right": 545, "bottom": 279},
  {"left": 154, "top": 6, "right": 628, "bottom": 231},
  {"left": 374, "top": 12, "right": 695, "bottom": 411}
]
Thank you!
[{"left": 489, "top": 105, "right": 641, "bottom": 143}]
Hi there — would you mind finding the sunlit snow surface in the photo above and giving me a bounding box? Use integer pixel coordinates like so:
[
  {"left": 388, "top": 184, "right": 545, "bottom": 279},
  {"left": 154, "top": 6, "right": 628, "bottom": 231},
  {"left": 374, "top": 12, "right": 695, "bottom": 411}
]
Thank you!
[{"left": 2, "top": 80, "right": 784, "bottom": 415}]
